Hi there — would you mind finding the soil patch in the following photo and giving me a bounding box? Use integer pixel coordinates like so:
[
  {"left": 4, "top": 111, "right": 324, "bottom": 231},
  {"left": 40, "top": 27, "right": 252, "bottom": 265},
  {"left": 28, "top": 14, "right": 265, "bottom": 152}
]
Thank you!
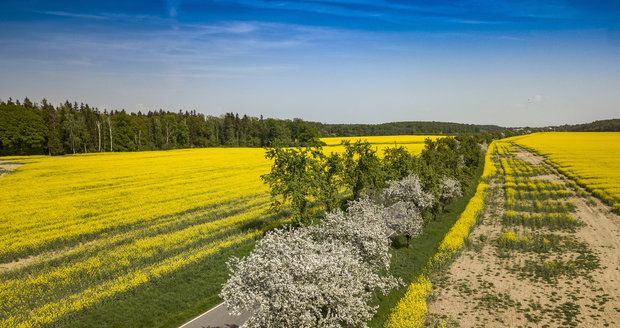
[
  {"left": 0, "top": 161, "right": 22, "bottom": 176},
  {"left": 427, "top": 146, "right": 620, "bottom": 327}
]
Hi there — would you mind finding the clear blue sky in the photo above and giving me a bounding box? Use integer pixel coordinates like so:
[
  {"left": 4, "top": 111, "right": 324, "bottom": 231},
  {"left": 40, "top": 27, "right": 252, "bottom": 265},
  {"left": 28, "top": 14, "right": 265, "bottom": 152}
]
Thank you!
[{"left": 1, "top": 1, "right": 619, "bottom": 126}]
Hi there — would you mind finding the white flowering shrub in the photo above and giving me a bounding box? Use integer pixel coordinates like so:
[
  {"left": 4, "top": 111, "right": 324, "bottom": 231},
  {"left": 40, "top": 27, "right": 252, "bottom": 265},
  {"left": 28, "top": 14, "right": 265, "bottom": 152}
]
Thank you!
[
  {"left": 320, "top": 197, "right": 392, "bottom": 269},
  {"left": 221, "top": 227, "right": 399, "bottom": 328},
  {"left": 439, "top": 176, "right": 462, "bottom": 203},
  {"left": 383, "top": 174, "right": 435, "bottom": 209},
  {"left": 345, "top": 196, "right": 386, "bottom": 220},
  {"left": 383, "top": 201, "right": 424, "bottom": 238},
  {"left": 479, "top": 142, "right": 489, "bottom": 154},
  {"left": 220, "top": 174, "right": 442, "bottom": 327}
]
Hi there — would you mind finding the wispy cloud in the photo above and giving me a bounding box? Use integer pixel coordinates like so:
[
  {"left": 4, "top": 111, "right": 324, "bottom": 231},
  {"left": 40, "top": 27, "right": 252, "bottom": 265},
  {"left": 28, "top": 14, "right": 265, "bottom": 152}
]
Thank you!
[
  {"left": 40, "top": 10, "right": 110, "bottom": 20},
  {"left": 37, "top": 10, "right": 337, "bottom": 37},
  {"left": 0, "top": 16, "right": 340, "bottom": 80},
  {"left": 35, "top": 0, "right": 598, "bottom": 37},
  {"left": 39, "top": 10, "right": 159, "bottom": 21},
  {"left": 166, "top": 0, "right": 181, "bottom": 18},
  {"left": 206, "top": 0, "right": 573, "bottom": 26}
]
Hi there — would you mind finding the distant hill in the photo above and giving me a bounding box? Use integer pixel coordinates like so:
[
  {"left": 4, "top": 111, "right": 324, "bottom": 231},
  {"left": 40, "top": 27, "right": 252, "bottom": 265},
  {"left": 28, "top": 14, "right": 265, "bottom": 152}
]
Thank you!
[
  {"left": 553, "top": 119, "right": 620, "bottom": 132},
  {"left": 313, "top": 121, "right": 507, "bottom": 137},
  {"left": 518, "top": 119, "right": 620, "bottom": 134}
]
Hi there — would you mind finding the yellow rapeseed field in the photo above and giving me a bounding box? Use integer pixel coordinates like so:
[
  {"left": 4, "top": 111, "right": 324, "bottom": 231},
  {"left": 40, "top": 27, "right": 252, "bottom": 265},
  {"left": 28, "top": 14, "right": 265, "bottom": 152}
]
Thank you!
[
  {"left": 0, "top": 136, "right": 436, "bottom": 327},
  {"left": 321, "top": 135, "right": 444, "bottom": 145},
  {"left": 509, "top": 132, "right": 620, "bottom": 211},
  {"left": 0, "top": 148, "right": 273, "bottom": 327},
  {"left": 321, "top": 135, "right": 445, "bottom": 156}
]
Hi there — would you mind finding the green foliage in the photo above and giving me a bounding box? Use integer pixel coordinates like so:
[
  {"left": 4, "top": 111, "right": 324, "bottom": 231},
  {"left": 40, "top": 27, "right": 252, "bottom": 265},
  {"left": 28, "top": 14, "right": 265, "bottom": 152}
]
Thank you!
[
  {"left": 0, "top": 98, "right": 323, "bottom": 155},
  {"left": 315, "top": 121, "right": 507, "bottom": 136},
  {"left": 382, "top": 146, "right": 415, "bottom": 181},
  {"left": 420, "top": 137, "right": 460, "bottom": 176},
  {"left": 262, "top": 137, "right": 486, "bottom": 225},
  {"left": 111, "top": 111, "right": 137, "bottom": 151},
  {"left": 342, "top": 140, "right": 385, "bottom": 199},
  {"left": 261, "top": 146, "right": 342, "bottom": 224},
  {"left": 421, "top": 136, "right": 482, "bottom": 188},
  {"left": 456, "top": 134, "right": 484, "bottom": 171},
  {"left": 550, "top": 118, "right": 620, "bottom": 132},
  {"left": 0, "top": 100, "right": 46, "bottom": 155}
]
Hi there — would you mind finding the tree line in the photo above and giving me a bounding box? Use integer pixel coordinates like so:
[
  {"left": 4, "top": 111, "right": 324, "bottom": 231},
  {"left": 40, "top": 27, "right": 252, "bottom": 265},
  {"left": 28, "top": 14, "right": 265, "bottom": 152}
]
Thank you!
[
  {"left": 262, "top": 136, "right": 485, "bottom": 224},
  {"left": 313, "top": 121, "right": 507, "bottom": 136},
  {"left": 1, "top": 97, "right": 532, "bottom": 156},
  {"left": 551, "top": 118, "right": 620, "bottom": 132},
  {"left": 0, "top": 98, "right": 321, "bottom": 155},
  {"left": 2, "top": 97, "right": 617, "bottom": 157},
  {"left": 221, "top": 136, "right": 486, "bottom": 326}
]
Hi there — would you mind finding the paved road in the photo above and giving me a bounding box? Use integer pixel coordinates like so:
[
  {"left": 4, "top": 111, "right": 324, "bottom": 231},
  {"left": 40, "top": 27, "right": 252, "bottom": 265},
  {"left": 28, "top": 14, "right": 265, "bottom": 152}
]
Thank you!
[{"left": 179, "top": 303, "right": 250, "bottom": 328}]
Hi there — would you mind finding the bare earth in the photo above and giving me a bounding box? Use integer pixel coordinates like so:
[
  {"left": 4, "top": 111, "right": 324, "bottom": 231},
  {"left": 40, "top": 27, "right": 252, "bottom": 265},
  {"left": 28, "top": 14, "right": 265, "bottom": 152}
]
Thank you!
[
  {"left": 427, "top": 148, "right": 620, "bottom": 327},
  {"left": 0, "top": 161, "right": 21, "bottom": 176}
]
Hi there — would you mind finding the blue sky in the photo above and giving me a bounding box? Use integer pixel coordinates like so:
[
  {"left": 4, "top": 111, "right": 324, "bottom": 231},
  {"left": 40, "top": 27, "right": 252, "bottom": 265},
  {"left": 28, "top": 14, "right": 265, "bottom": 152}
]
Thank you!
[{"left": 0, "top": 0, "right": 619, "bottom": 126}]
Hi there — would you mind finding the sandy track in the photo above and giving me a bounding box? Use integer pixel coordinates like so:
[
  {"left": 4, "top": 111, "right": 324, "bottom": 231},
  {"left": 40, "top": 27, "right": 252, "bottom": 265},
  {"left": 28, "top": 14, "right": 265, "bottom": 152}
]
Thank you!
[{"left": 427, "top": 147, "right": 620, "bottom": 327}]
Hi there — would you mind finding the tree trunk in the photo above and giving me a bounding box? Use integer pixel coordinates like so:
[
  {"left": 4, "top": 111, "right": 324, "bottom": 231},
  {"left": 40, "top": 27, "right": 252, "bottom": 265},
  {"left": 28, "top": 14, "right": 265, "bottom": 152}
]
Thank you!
[
  {"left": 70, "top": 126, "right": 75, "bottom": 154},
  {"left": 96, "top": 121, "right": 101, "bottom": 152},
  {"left": 108, "top": 116, "right": 113, "bottom": 151},
  {"left": 165, "top": 122, "right": 170, "bottom": 147}
]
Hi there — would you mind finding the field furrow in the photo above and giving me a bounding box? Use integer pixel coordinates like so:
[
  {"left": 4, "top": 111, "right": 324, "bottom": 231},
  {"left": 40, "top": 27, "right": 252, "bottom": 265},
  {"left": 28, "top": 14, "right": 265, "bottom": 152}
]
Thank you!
[{"left": 426, "top": 141, "right": 620, "bottom": 327}]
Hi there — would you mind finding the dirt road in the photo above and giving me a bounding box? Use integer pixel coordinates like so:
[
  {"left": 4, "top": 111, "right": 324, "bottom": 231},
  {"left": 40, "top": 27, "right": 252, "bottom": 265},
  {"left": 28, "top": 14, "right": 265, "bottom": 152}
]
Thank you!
[{"left": 426, "top": 146, "right": 620, "bottom": 327}]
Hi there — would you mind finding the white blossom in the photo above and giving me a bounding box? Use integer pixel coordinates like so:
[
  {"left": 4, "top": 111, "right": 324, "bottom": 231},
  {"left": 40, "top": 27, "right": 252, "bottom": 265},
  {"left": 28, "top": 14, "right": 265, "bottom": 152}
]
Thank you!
[
  {"left": 319, "top": 197, "right": 392, "bottom": 269},
  {"left": 480, "top": 142, "right": 489, "bottom": 153},
  {"left": 383, "top": 174, "right": 434, "bottom": 209},
  {"left": 221, "top": 174, "right": 440, "bottom": 327},
  {"left": 220, "top": 227, "right": 399, "bottom": 328},
  {"left": 383, "top": 201, "right": 424, "bottom": 238},
  {"left": 439, "top": 176, "right": 462, "bottom": 203}
]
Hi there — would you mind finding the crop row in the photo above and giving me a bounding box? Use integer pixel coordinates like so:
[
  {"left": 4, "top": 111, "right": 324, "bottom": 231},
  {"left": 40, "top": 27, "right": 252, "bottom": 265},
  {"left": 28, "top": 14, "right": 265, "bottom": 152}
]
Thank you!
[
  {"left": 0, "top": 149, "right": 270, "bottom": 261},
  {"left": 0, "top": 148, "right": 279, "bottom": 327},
  {"left": 0, "top": 200, "right": 270, "bottom": 317},
  {"left": 509, "top": 132, "right": 620, "bottom": 213}
]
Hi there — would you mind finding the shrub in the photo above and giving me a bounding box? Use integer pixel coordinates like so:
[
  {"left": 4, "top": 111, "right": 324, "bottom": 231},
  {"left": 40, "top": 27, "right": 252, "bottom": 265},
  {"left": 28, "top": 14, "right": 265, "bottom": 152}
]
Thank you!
[
  {"left": 383, "top": 201, "right": 424, "bottom": 241},
  {"left": 220, "top": 227, "right": 399, "bottom": 328},
  {"left": 383, "top": 174, "right": 435, "bottom": 209},
  {"left": 439, "top": 176, "right": 462, "bottom": 204},
  {"left": 320, "top": 197, "right": 392, "bottom": 270}
]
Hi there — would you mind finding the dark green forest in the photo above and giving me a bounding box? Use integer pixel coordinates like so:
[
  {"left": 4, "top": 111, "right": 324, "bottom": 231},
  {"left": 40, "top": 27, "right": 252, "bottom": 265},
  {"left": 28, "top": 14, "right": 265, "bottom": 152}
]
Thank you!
[
  {"left": 0, "top": 97, "right": 508, "bottom": 156},
  {"left": 0, "top": 98, "right": 322, "bottom": 155},
  {"left": 313, "top": 121, "right": 506, "bottom": 136},
  {"left": 552, "top": 119, "right": 620, "bottom": 132},
  {"left": 2, "top": 97, "right": 615, "bottom": 156}
]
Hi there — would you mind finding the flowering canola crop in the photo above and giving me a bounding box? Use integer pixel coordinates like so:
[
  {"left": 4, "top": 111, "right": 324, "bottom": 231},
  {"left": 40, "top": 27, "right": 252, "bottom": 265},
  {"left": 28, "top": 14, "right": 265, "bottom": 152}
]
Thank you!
[
  {"left": 0, "top": 148, "right": 273, "bottom": 327},
  {"left": 0, "top": 137, "right": 433, "bottom": 327},
  {"left": 509, "top": 132, "right": 620, "bottom": 212},
  {"left": 320, "top": 135, "right": 445, "bottom": 156},
  {"left": 320, "top": 135, "right": 445, "bottom": 146}
]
